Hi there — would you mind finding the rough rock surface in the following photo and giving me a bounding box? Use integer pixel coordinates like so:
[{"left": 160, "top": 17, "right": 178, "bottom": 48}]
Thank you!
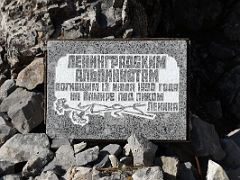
[
  {"left": 191, "top": 115, "right": 225, "bottom": 161},
  {"left": 102, "top": 144, "right": 122, "bottom": 156},
  {"left": 109, "top": 155, "right": 120, "bottom": 168},
  {"left": 0, "top": 124, "right": 16, "bottom": 146},
  {"left": 0, "top": 133, "right": 50, "bottom": 163},
  {"left": 73, "top": 141, "right": 87, "bottom": 154},
  {"left": 51, "top": 137, "right": 72, "bottom": 150},
  {"left": 64, "top": 167, "right": 92, "bottom": 180},
  {"left": 43, "top": 145, "right": 75, "bottom": 176},
  {"left": 35, "top": 171, "right": 59, "bottom": 180},
  {"left": 178, "top": 162, "right": 196, "bottom": 180},
  {"left": 206, "top": 160, "right": 229, "bottom": 180},
  {"left": 22, "top": 150, "right": 54, "bottom": 178},
  {"left": 221, "top": 139, "right": 240, "bottom": 169},
  {"left": 0, "top": 88, "right": 43, "bottom": 134},
  {"left": 160, "top": 156, "right": 179, "bottom": 179},
  {"left": 127, "top": 134, "right": 158, "bottom": 166},
  {"left": 0, "top": 174, "right": 22, "bottom": 180},
  {"left": 95, "top": 144, "right": 122, "bottom": 168},
  {"left": 0, "top": 79, "right": 16, "bottom": 103},
  {"left": 132, "top": 167, "right": 164, "bottom": 180},
  {"left": 0, "top": 161, "right": 15, "bottom": 176},
  {"left": 227, "top": 129, "right": 240, "bottom": 147},
  {"left": 16, "top": 58, "right": 44, "bottom": 90},
  {"left": 76, "top": 146, "right": 99, "bottom": 166}
]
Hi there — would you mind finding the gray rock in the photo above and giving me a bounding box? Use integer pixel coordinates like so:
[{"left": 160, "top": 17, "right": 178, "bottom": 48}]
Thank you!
[
  {"left": 97, "top": 177, "right": 111, "bottom": 180},
  {"left": 0, "top": 88, "right": 43, "bottom": 134},
  {"left": 76, "top": 146, "right": 99, "bottom": 166},
  {"left": 0, "top": 175, "right": 21, "bottom": 180},
  {"left": 43, "top": 145, "right": 75, "bottom": 176},
  {"left": 191, "top": 115, "right": 225, "bottom": 161},
  {"left": 113, "top": 0, "right": 124, "bottom": 8},
  {"left": 95, "top": 144, "right": 121, "bottom": 168},
  {"left": 0, "top": 75, "right": 7, "bottom": 88},
  {"left": 120, "top": 157, "right": 133, "bottom": 166},
  {"left": 0, "top": 133, "right": 50, "bottom": 163},
  {"left": 72, "top": 167, "right": 92, "bottom": 180},
  {"left": 0, "top": 0, "right": 52, "bottom": 68},
  {"left": 35, "top": 171, "right": 59, "bottom": 180},
  {"left": 51, "top": 137, "right": 72, "bottom": 150},
  {"left": 160, "top": 156, "right": 179, "bottom": 179},
  {"left": 227, "top": 129, "right": 240, "bottom": 147},
  {"left": 127, "top": 134, "right": 158, "bottom": 166},
  {"left": 0, "top": 55, "right": 3, "bottom": 66},
  {"left": 109, "top": 155, "right": 120, "bottom": 168},
  {"left": 91, "top": 167, "right": 110, "bottom": 180},
  {"left": 62, "top": 16, "right": 84, "bottom": 39},
  {"left": 62, "top": 167, "right": 76, "bottom": 180},
  {"left": 0, "top": 161, "right": 15, "bottom": 176},
  {"left": 0, "top": 124, "right": 16, "bottom": 146},
  {"left": 16, "top": 58, "right": 44, "bottom": 90},
  {"left": 94, "top": 152, "right": 110, "bottom": 168},
  {"left": 103, "top": 36, "right": 115, "bottom": 39},
  {"left": 22, "top": 150, "right": 54, "bottom": 178},
  {"left": 221, "top": 139, "right": 240, "bottom": 169},
  {"left": 0, "top": 79, "right": 16, "bottom": 103},
  {"left": 73, "top": 141, "right": 87, "bottom": 154},
  {"left": 111, "top": 172, "right": 128, "bottom": 180},
  {"left": 0, "top": 115, "right": 7, "bottom": 126},
  {"left": 178, "top": 162, "right": 196, "bottom": 180},
  {"left": 206, "top": 160, "right": 229, "bottom": 180},
  {"left": 123, "top": 29, "right": 133, "bottom": 38},
  {"left": 95, "top": 1, "right": 122, "bottom": 30},
  {"left": 123, "top": 144, "right": 131, "bottom": 156},
  {"left": 132, "top": 167, "right": 164, "bottom": 180},
  {"left": 102, "top": 144, "right": 122, "bottom": 156}
]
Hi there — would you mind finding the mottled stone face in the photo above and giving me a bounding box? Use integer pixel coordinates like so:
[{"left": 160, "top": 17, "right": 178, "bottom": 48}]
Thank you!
[{"left": 46, "top": 40, "right": 188, "bottom": 140}]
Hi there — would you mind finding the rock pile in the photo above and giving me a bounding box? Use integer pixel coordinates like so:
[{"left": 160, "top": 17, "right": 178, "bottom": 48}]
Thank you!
[{"left": 0, "top": 0, "right": 240, "bottom": 179}]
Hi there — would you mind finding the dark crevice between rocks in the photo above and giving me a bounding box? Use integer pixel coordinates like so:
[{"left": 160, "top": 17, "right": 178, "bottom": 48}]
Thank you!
[
  {"left": 31, "top": 121, "right": 46, "bottom": 134},
  {"left": 14, "top": 161, "right": 27, "bottom": 174},
  {"left": 47, "top": 2, "right": 78, "bottom": 38}
]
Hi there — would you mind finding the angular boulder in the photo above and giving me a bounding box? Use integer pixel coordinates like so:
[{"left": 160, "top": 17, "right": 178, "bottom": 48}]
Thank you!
[
  {"left": 76, "top": 146, "right": 99, "bottom": 166},
  {"left": 95, "top": 144, "right": 121, "bottom": 168},
  {"left": 221, "top": 139, "right": 240, "bottom": 169},
  {"left": 73, "top": 141, "right": 87, "bottom": 154},
  {"left": 0, "top": 161, "right": 15, "bottom": 176},
  {"left": 0, "top": 88, "right": 43, "bottom": 134},
  {"left": 191, "top": 115, "right": 225, "bottom": 161},
  {"left": 0, "top": 133, "right": 50, "bottom": 163},
  {"left": 206, "top": 160, "right": 229, "bottom": 180},
  {"left": 160, "top": 156, "right": 179, "bottom": 179},
  {"left": 22, "top": 150, "right": 54, "bottom": 178},
  {"left": 127, "top": 134, "right": 158, "bottom": 166},
  {"left": 43, "top": 145, "right": 76, "bottom": 176},
  {"left": 0, "top": 79, "right": 16, "bottom": 103},
  {"left": 0, "top": 124, "right": 16, "bottom": 146},
  {"left": 16, "top": 58, "right": 44, "bottom": 90}
]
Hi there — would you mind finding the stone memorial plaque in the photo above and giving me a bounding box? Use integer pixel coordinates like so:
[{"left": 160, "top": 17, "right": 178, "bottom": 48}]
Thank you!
[{"left": 46, "top": 40, "right": 188, "bottom": 140}]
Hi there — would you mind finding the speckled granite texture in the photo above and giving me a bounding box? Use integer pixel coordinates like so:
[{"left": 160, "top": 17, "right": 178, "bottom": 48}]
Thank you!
[{"left": 46, "top": 40, "right": 188, "bottom": 140}]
